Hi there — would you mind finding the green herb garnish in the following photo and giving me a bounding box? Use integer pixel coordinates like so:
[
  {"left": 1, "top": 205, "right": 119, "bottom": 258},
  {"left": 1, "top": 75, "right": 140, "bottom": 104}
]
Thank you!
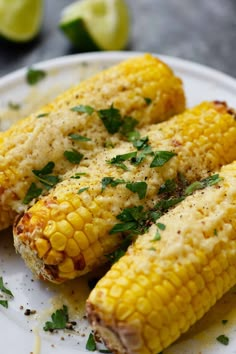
[
  {"left": 126, "top": 181, "right": 147, "bottom": 199},
  {"left": 32, "top": 161, "right": 60, "bottom": 190},
  {"left": 214, "top": 229, "right": 218, "bottom": 236},
  {"left": 120, "top": 116, "right": 138, "bottom": 137},
  {"left": 0, "top": 277, "right": 13, "bottom": 297},
  {"left": 70, "top": 172, "right": 87, "bottom": 179},
  {"left": 43, "top": 305, "right": 69, "bottom": 332},
  {"left": 36, "top": 113, "right": 49, "bottom": 118},
  {"left": 185, "top": 174, "right": 223, "bottom": 196},
  {"left": 26, "top": 68, "right": 46, "bottom": 85},
  {"left": 150, "top": 151, "right": 176, "bottom": 168},
  {"left": 132, "top": 136, "right": 149, "bottom": 150},
  {"left": 106, "top": 235, "right": 133, "bottom": 264},
  {"left": 154, "top": 197, "right": 185, "bottom": 212},
  {"left": 157, "top": 222, "right": 166, "bottom": 230},
  {"left": 78, "top": 187, "right": 89, "bottom": 194},
  {"left": 98, "top": 105, "right": 123, "bottom": 134},
  {"left": 152, "top": 230, "right": 161, "bottom": 241},
  {"left": 86, "top": 332, "right": 97, "bottom": 351},
  {"left": 101, "top": 177, "right": 125, "bottom": 192},
  {"left": 104, "top": 140, "right": 115, "bottom": 149},
  {"left": 222, "top": 320, "right": 228, "bottom": 325},
  {"left": 216, "top": 334, "right": 229, "bottom": 345},
  {"left": 64, "top": 149, "right": 84, "bottom": 164},
  {"left": 69, "top": 133, "right": 91, "bottom": 142},
  {"left": 0, "top": 300, "right": 8, "bottom": 308},
  {"left": 144, "top": 97, "right": 152, "bottom": 105},
  {"left": 158, "top": 179, "right": 176, "bottom": 195},
  {"left": 23, "top": 183, "right": 43, "bottom": 204},
  {"left": 108, "top": 151, "right": 137, "bottom": 170},
  {"left": 8, "top": 101, "right": 21, "bottom": 110},
  {"left": 71, "top": 105, "right": 94, "bottom": 115}
]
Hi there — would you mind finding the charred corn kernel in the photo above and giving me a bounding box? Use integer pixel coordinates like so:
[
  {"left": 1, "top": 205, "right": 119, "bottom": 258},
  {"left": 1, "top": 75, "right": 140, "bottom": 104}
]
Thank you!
[
  {"left": 0, "top": 54, "right": 185, "bottom": 230},
  {"left": 56, "top": 220, "right": 74, "bottom": 238},
  {"left": 58, "top": 257, "right": 74, "bottom": 273},
  {"left": 67, "top": 212, "right": 84, "bottom": 229},
  {"left": 50, "top": 232, "right": 67, "bottom": 251},
  {"left": 44, "top": 249, "right": 64, "bottom": 265},
  {"left": 14, "top": 102, "right": 236, "bottom": 283},
  {"left": 35, "top": 238, "right": 50, "bottom": 258},
  {"left": 65, "top": 239, "right": 80, "bottom": 257},
  {"left": 86, "top": 160, "right": 236, "bottom": 354}
]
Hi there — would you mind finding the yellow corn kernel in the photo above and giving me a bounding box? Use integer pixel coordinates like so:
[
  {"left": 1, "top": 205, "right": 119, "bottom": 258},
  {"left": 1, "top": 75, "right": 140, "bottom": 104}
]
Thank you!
[
  {"left": 44, "top": 220, "right": 57, "bottom": 238},
  {"left": 84, "top": 223, "right": 98, "bottom": 243},
  {"left": 116, "top": 303, "right": 134, "bottom": 321},
  {"left": 67, "top": 212, "right": 84, "bottom": 229},
  {"left": 44, "top": 249, "right": 64, "bottom": 265},
  {"left": 77, "top": 206, "right": 92, "bottom": 223},
  {"left": 35, "top": 238, "right": 50, "bottom": 258},
  {"left": 59, "top": 201, "right": 74, "bottom": 214},
  {"left": 65, "top": 238, "right": 80, "bottom": 257},
  {"left": 58, "top": 257, "right": 74, "bottom": 273},
  {"left": 51, "top": 207, "right": 66, "bottom": 221},
  {"left": 57, "top": 220, "right": 74, "bottom": 238},
  {"left": 74, "top": 230, "right": 89, "bottom": 250},
  {"left": 50, "top": 232, "right": 67, "bottom": 251}
]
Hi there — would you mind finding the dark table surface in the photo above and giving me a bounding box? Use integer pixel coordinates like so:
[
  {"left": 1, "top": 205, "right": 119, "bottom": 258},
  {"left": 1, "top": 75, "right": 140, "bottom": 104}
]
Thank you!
[{"left": 0, "top": 0, "right": 235, "bottom": 78}]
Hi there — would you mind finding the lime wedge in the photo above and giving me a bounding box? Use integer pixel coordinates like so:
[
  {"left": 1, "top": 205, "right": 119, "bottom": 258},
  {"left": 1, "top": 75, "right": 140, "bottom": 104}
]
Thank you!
[
  {"left": 59, "top": 0, "right": 130, "bottom": 51},
  {"left": 0, "top": 0, "right": 43, "bottom": 42}
]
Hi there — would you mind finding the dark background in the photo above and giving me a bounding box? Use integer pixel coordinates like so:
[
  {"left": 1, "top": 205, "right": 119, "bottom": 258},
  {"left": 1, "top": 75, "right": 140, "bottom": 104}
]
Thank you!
[{"left": 0, "top": 0, "right": 235, "bottom": 77}]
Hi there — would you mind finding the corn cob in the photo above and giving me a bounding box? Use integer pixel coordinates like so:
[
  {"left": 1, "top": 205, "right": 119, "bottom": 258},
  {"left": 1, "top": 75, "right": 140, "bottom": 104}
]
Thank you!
[
  {"left": 13, "top": 101, "right": 236, "bottom": 283},
  {"left": 0, "top": 54, "right": 185, "bottom": 231},
  {"left": 86, "top": 159, "right": 236, "bottom": 354}
]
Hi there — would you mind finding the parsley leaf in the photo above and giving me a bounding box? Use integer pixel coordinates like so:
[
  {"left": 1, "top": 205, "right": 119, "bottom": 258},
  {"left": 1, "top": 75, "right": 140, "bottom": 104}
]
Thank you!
[
  {"left": 71, "top": 105, "right": 94, "bottom": 115},
  {"left": 106, "top": 235, "right": 133, "bottom": 264},
  {"left": 43, "top": 305, "right": 69, "bottom": 332},
  {"left": 131, "top": 145, "right": 154, "bottom": 165},
  {"left": 64, "top": 149, "right": 84, "bottom": 164},
  {"left": 78, "top": 187, "right": 89, "bottom": 194},
  {"left": 26, "top": 68, "right": 46, "bottom": 85},
  {"left": 98, "top": 105, "right": 123, "bottom": 134},
  {"left": 0, "top": 277, "right": 13, "bottom": 297},
  {"left": 157, "top": 222, "right": 166, "bottom": 230},
  {"left": 120, "top": 116, "right": 138, "bottom": 137},
  {"left": 8, "top": 101, "right": 21, "bottom": 110},
  {"left": 32, "top": 162, "right": 60, "bottom": 190},
  {"left": 86, "top": 332, "right": 97, "bottom": 351},
  {"left": 23, "top": 183, "right": 43, "bottom": 204},
  {"left": 69, "top": 133, "right": 91, "bottom": 142},
  {"left": 70, "top": 172, "right": 87, "bottom": 179},
  {"left": 216, "top": 334, "right": 229, "bottom": 345},
  {"left": 158, "top": 179, "right": 176, "bottom": 195},
  {"left": 36, "top": 113, "right": 49, "bottom": 118},
  {"left": 150, "top": 151, "right": 176, "bottom": 167},
  {"left": 154, "top": 197, "right": 185, "bottom": 212},
  {"left": 132, "top": 136, "right": 149, "bottom": 150},
  {"left": 126, "top": 181, "right": 147, "bottom": 199},
  {"left": 0, "top": 300, "right": 8, "bottom": 308},
  {"left": 185, "top": 174, "right": 223, "bottom": 196},
  {"left": 152, "top": 230, "right": 161, "bottom": 241},
  {"left": 144, "top": 97, "right": 152, "bottom": 105},
  {"left": 101, "top": 177, "right": 125, "bottom": 192},
  {"left": 33, "top": 161, "right": 55, "bottom": 175},
  {"left": 108, "top": 151, "right": 137, "bottom": 170}
]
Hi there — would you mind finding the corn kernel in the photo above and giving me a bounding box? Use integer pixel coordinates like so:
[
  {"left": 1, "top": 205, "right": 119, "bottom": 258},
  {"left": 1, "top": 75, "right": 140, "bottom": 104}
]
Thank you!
[
  {"left": 77, "top": 206, "right": 92, "bottom": 222},
  {"left": 65, "top": 238, "right": 80, "bottom": 257},
  {"left": 84, "top": 223, "right": 98, "bottom": 243},
  {"left": 90, "top": 241, "right": 103, "bottom": 258},
  {"left": 59, "top": 201, "right": 74, "bottom": 213},
  {"left": 74, "top": 231, "right": 89, "bottom": 250},
  {"left": 35, "top": 238, "right": 50, "bottom": 258},
  {"left": 136, "top": 297, "right": 152, "bottom": 315},
  {"left": 116, "top": 303, "right": 134, "bottom": 321},
  {"left": 50, "top": 232, "right": 67, "bottom": 251},
  {"left": 44, "top": 221, "right": 57, "bottom": 238},
  {"left": 57, "top": 219, "right": 74, "bottom": 238},
  {"left": 70, "top": 195, "right": 81, "bottom": 209},
  {"left": 67, "top": 212, "right": 84, "bottom": 229},
  {"left": 44, "top": 249, "right": 64, "bottom": 265},
  {"left": 51, "top": 207, "right": 65, "bottom": 221},
  {"left": 110, "top": 284, "right": 123, "bottom": 298},
  {"left": 58, "top": 257, "right": 75, "bottom": 273}
]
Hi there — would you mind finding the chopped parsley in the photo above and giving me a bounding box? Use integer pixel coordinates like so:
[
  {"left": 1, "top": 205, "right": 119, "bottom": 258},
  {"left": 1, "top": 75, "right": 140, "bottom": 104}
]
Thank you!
[
  {"left": 23, "top": 182, "right": 43, "bottom": 204},
  {"left": 152, "top": 230, "right": 161, "bottom": 241},
  {"left": 86, "top": 332, "right": 96, "bottom": 351},
  {"left": 120, "top": 116, "right": 138, "bottom": 137},
  {"left": 150, "top": 151, "right": 176, "bottom": 168},
  {"left": 222, "top": 320, "right": 228, "bottom": 325},
  {"left": 131, "top": 145, "right": 154, "bottom": 165},
  {"left": 36, "top": 112, "right": 49, "bottom": 118},
  {"left": 157, "top": 222, "right": 166, "bottom": 230},
  {"left": 32, "top": 161, "right": 60, "bottom": 190},
  {"left": 64, "top": 149, "right": 84, "bottom": 164},
  {"left": 158, "top": 179, "right": 176, "bottom": 195},
  {"left": 26, "top": 68, "right": 46, "bottom": 85},
  {"left": 132, "top": 136, "right": 149, "bottom": 150},
  {"left": 98, "top": 105, "right": 123, "bottom": 134},
  {"left": 216, "top": 334, "right": 229, "bottom": 345},
  {"left": 108, "top": 151, "right": 137, "bottom": 170},
  {"left": 71, "top": 105, "right": 94, "bottom": 115},
  {"left": 106, "top": 235, "right": 133, "bottom": 264},
  {"left": 69, "top": 133, "right": 91, "bottom": 142},
  {"left": 101, "top": 177, "right": 125, "bottom": 192},
  {"left": 154, "top": 197, "right": 185, "bottom": 212},
  {"left": 104, "top": 140, "right": 115, "bottom": 149},
  {"left": 8, "top": 101, "right": 21, "bottom": 110},
  {"left": 70, "top": 172, "right": 87, "bottom": 179},
  {"left": 77, "top": 187, "right": 89, "bottom": 194},
  {"left": 144, "top": 97, "right": 152, "bottom": 105},
  {"left": 43, "top": 305, "right": 71, "bottom": 332},
  {"left": 0, "top": 277, "right": 14, "bottom": 309},
  {"left": 214, "top": 229, "right": 218, "bottom": 236},
  {"left": 185, "top": 174, "right": 223, "bottom": 196},
  {"left": 126, "top": 181, "right": 147, "bottom": 199}
]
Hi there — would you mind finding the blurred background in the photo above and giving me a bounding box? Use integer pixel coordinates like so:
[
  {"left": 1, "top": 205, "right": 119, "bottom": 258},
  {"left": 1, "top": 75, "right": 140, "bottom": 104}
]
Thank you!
[{"left": 0, "top": 0, "right": 236, "bottom": 77}]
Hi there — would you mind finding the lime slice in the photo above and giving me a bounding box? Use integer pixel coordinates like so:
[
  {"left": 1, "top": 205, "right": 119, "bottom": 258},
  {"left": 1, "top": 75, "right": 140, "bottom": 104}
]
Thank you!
[
  {"left": 0, "top": 0, "right": 43, "bottom": 42},
  {"left": 59, "top": 0, "right": 129, "bottom": 51}
]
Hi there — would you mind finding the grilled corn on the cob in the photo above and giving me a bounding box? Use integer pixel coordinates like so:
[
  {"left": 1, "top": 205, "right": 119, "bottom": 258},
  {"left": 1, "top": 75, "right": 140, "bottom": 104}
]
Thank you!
[
  {"left": 87, "top": 160, "right": 236, "bottom": 354},
  {"left": 14, "top": 101, "right": 236, "bottom": 283},
  {"left": 0, "top": 54, "right": 185, "bottom": 230}
]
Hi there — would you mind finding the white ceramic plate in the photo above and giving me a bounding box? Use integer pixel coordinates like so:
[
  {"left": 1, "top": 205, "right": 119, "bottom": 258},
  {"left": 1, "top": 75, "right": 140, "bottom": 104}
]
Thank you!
[{"left": 1, "top": 52, "right": 236, "bottom": 354}]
